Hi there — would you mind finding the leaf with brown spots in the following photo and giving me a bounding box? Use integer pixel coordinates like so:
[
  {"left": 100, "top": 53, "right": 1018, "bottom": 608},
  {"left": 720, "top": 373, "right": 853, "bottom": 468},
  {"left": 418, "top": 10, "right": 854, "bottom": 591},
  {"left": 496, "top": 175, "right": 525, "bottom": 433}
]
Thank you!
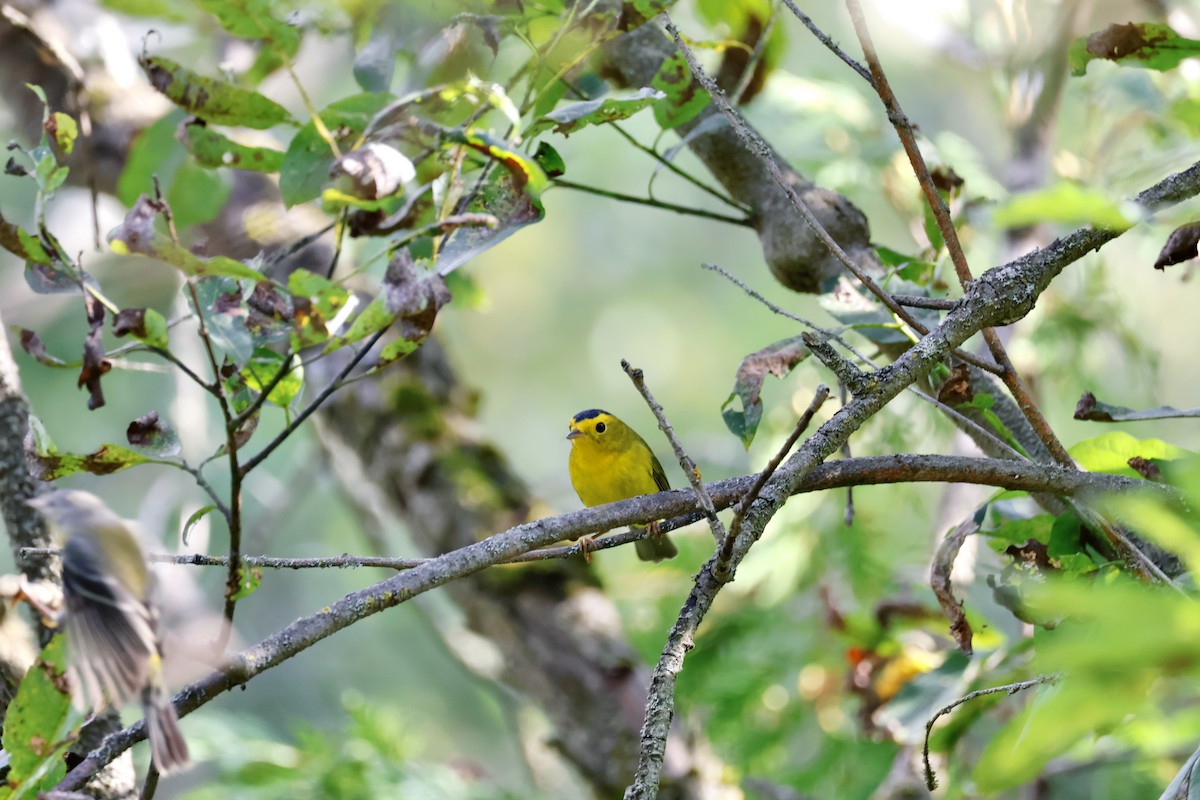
[
  {"left": 1069, "top": 22, "right": 1200, "bottom": 76},
  {"left": 721, "top": 336, "right": 810, "bottom": 448}
]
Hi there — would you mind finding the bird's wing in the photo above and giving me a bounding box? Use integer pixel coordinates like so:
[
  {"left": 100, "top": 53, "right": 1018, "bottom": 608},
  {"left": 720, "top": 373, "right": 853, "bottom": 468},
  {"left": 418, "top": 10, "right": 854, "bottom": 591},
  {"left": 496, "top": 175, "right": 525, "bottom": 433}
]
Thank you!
[{"left": 649, "top": 451, "right": 670, "bottom": 492}]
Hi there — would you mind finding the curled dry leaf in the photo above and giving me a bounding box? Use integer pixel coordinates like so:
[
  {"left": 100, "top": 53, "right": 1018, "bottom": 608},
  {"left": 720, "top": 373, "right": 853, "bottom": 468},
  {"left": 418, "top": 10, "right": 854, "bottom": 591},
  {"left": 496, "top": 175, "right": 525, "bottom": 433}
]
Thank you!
[
  {"left": 328, "top": 142, "right": 415, "bottom": 200},
  {"left": 1154, "top": 221, "right": 1200, "bottom": 269},
  {"left": 931, "top": 518, "right": 976, "bottom": 655},
  {"left": 78, "top": 293, "right": 110, "bottom": 410},
  {"left": 17, "top": 329, "right": 65, "bottom": 366},
  {"left": 936, "top": 362, "right": 974, "bottom": 406},
  {"left": 1127, "top": 456, "right": 1162, "bottom": 482}
]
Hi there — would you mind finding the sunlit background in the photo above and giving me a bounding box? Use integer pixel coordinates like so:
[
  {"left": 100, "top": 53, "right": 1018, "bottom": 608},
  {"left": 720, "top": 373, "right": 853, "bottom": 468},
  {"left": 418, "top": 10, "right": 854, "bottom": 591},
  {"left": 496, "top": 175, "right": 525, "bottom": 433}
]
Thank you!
[{"left": 2, "top": 0, "right": 1199, "bottom": 797}]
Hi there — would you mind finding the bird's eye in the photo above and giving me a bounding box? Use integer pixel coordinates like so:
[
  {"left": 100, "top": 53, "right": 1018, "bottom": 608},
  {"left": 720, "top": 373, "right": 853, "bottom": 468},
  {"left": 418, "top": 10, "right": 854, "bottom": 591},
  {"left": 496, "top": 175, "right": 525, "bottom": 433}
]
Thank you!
[{"left": 595, "top": 422, "right": 607, "bottom": 433}]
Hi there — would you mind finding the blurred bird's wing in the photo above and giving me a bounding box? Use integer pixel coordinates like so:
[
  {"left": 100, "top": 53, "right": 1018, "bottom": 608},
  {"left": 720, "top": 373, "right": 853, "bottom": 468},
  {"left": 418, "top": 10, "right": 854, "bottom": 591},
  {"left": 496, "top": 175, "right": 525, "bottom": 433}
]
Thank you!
[{"left": 61, "top": 535, "right": 155, "bottom": 712}]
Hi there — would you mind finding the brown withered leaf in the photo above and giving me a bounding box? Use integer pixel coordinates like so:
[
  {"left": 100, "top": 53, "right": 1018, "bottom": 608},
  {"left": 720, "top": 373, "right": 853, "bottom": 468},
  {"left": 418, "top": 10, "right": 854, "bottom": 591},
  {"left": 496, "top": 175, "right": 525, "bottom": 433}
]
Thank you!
[
  {"left": 936, "top": 362, "right": 974, "bottom": 406},
  {"left": 1075, "top": 390, "right": 1200, "bottom": 422},
  {"left": 112, "top": 308, "right": 149, "bottom": 339},
  {"left": 1153, "top": 221, "right": 1200, "bottom": 269},
  {"left": 1074, "top": 390, "right": 1103, "bottom": 420},
  {"left": 1005, "top": 538, "right": 1053, "bottom": 571},
  {"left": 78, "top": 292, "right": 110, "bottom": 410},
  {"left": 126, "top": 410, "right": 181, "bottom": 457},
  {"left": 18, "top": 329, "right": 65, "bottom": 366},
  {"left": 1128, "top": 456, "right": 1162, "bottom": 481},
  {"left": 931, "top": 519, "right": 976, "bottom": 655},
  {"left": 383, "top": 249, "right": 451, "bottom": 343},
  {"left": 931, "top": 166, "right": 964, "bottom": 194}
]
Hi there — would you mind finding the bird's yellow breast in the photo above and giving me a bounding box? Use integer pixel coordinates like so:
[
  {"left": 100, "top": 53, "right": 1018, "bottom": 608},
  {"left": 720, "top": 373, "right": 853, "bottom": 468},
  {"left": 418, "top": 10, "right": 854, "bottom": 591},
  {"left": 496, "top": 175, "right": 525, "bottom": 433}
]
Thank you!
[{"left": 569, "top": 438, "right": 660, "bottom": 508}]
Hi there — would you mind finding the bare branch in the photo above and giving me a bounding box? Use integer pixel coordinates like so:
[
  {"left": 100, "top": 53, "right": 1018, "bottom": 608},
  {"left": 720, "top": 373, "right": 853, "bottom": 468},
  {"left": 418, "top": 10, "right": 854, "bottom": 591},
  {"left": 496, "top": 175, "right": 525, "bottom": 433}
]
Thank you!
[{"left": 923, "top": 676, "right": 1059, "bottom": 790}]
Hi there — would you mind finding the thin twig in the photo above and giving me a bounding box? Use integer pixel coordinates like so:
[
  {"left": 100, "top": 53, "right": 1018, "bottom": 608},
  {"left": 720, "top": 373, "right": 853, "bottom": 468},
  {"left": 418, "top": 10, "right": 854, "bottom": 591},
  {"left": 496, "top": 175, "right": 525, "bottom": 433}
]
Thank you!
[
  {"left": 715, "top": 385, "right": 829, "bottom": 579},
  {"left": 176, "top": 462, "right": 231, "bottom": 524},
  {"left": 839, "top": 383, "right": 854, "bottom": 525},
  {"left": 552, "top": 178, "right": 753, "bottom": 226},
  {"left": 731, "top": 0, "right": 781, "bottom": 105},
  {"left": 780, "top": 0, "right": 874, "bottom": 84},
  {"left": 608, "top": 123, "right": 751, "bottom": 213},
  {"left": 622, "top": 359, "right": 726, "bottom": 544},
  {"left": 843, "top": 2, "right": 1174, "bottom": 586},
  {"left": 231, "top": 353, "right": 298, "bottom": 431},
  {"left": 239, "top": 328, "right": 390, "bottom": 476},
  {"left": 923, "top": 675, "right": 1059, "bottom": 790},
  {"left": 844, "top": 0, "right": 1073, "bottom": 465},
  {"left": 663, "top": 17, "right": 1002, "bottom": 377},
  {"left": 146, "top": 346, "right": 216, "bottom": 396},
  {"left": 702, "top": 263, "right": 1046, "bottom": 461},
  {"left": 184, "top": 279, "right": 243, "bottom": 636}
]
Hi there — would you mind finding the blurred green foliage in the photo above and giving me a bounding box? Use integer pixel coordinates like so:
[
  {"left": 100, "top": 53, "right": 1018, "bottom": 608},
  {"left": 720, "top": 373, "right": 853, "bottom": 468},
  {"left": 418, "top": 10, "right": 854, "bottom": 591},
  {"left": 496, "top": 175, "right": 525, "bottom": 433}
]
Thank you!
[{"left": 0, "top": 0, "right": 1199, "bottom": 798}]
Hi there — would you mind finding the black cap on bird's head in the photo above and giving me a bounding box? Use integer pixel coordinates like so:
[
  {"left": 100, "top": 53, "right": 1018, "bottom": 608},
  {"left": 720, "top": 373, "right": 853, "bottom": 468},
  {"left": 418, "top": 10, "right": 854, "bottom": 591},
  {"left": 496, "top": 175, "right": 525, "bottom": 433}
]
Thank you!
[{"left": 567, "top": 408, "right": 611, "bottom": 440}]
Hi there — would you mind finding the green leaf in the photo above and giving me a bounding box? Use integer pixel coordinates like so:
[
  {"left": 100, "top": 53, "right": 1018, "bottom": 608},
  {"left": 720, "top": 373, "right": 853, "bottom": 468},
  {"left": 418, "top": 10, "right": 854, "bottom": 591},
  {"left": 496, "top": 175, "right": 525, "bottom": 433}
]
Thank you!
[
  {"left": 180, "top": 122, "right": 285, "bottom": 172},
  {"left": 957, "top": 393, "right": 1027, "bottom": 456},
  {"left": 1169, "top": 97, "right": 1200, "bottom": 137},
  {"left": 101, "top": 0, "right": 191, "bottom": 20},
  {"left": 0, "top": 211, "right": 52, "bottom": 264},
  {"left": 107, "top": 195, "right": 264, "bottom": 280},
  {"left": 192, "top": 0, "right": 301, "bottom": 85},
  {"left": 1069, "top": 431, "right": 1189, "bottom": 476},
  {"left": 189, "top": 276, "right": 255, "bottom": 367},
  {"left": 525, "top": 87, "right": 665, "bottom": 137},
  {"left": 279, "top": 93, "right": 395, "bottom": 207},
  {"left": 991, "top": 182, "right": 1138, "bottom": 230},
  {"left": 720, "top": 336, "right": 810, "bottom": 448},
  {"left": 183, "top": 504, "right": 218, "bottom": 546},
  {"left": 1069, "top": 22, "right": 1200, "bottom": 76},
  {"left": 117, "top": 110, "right": 187, "bottom": 206},
  {"left": 241, "top": 348, "right": 303, "bottom": 407},
  {"left": 50, "top": 112, "right": 78, "bottom": 155},
  {"left": 2, "top": 636, "right": 71, "bottom": 794},
  {"left": 27, "top": 424, "right": 153, "bottom": 480},
  {"left": 871, "top": 651, "right": 971, "bottom": 744},
  {"left": 112, "top": 307, "right": 170, "bottom": 349},
  {"left": 435, "top": 130, "right": 547, "bottom": 274},
  {"left": 819, "top": 280, "right": 936, "bottom": 345},
  {"left": 232, "top": 562, "right": 263, "bottom": 600},
  {"left": 533, "top": 141, "right": 565, "bottom": 178},
  {"left": 652, "top": 50, "right": 710, "bottom": 130},
  {"left": 1101, "top": 456, "right": 1200, "bottom": 576},
  {"left": 288, "top": 268, "right": 352, "bottom": 348},
  {"left": 167, "top": 158, "right": 231, "bottom": 228},
  {"left": 325, "top": 294, "right": 394, "bottom": 353},
  {"left": 140, "top": 55, "right": 295, "bottom": 128},
  {"left": 987, "top": 514, "right": 1053, "bottom": 546}
]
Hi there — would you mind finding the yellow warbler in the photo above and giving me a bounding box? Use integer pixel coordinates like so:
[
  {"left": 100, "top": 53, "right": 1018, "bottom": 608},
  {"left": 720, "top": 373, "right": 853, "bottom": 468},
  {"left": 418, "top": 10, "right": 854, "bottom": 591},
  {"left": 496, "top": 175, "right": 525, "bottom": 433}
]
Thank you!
[{"left": 566, "top": 409, "right": 678, "bottom": 562}]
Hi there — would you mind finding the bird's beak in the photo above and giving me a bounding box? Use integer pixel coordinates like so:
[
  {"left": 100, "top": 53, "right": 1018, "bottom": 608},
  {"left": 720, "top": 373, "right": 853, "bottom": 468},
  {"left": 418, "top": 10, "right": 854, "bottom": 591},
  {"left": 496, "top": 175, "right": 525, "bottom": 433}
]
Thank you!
[{"left": 566, "top": 429, "right": 582, "bottom": 440}]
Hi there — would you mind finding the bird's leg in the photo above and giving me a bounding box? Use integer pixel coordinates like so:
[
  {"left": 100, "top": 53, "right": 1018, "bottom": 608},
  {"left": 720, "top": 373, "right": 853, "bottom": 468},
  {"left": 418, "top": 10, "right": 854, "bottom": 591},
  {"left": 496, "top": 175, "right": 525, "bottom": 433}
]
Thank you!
[
  {"left": 647, "top": 520, "right": 662, "bottom": 538},
  {"left": 577, "top": 535, "right": 596, "bottom": 564}
]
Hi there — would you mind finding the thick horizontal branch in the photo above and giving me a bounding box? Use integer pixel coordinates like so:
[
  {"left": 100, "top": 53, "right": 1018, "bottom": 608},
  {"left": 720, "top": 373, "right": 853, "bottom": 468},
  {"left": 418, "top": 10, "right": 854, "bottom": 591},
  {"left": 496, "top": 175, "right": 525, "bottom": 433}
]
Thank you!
[
  {"left": 28, "top": 453, "right": 1157, "bottom": 573},
  {"left": 54, "top": 451, "right": 1158, "bottom": 789}
]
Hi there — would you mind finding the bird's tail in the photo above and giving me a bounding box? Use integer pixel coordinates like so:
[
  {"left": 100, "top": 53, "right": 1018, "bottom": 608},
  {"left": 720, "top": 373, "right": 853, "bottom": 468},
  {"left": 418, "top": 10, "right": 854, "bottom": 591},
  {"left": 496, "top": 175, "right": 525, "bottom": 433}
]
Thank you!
[
  {"left": 142, "top": 658, "right": 189, "bottom": 775},
  {"left": 635, "top": 532, "right": 678, "bottom": 562}
]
